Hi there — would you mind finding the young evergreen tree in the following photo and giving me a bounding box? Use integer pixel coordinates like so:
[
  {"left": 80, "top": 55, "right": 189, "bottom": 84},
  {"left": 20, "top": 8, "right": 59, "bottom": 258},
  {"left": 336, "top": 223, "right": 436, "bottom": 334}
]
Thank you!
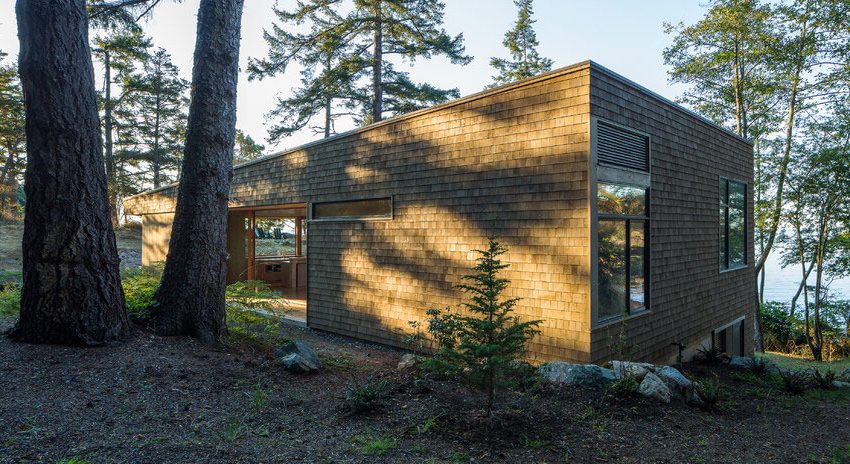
[
  {"left": 249, "top": 0, "right": 471, "bottom": 138},
  {"left": 425, "top": 238, "right": 542, "bottom": 417},
  {"left": 489, "top": 0, "right": 553, "bottom": 87},
  {"left": 124, "top": 48, "right": 189, "bottom": 188}
]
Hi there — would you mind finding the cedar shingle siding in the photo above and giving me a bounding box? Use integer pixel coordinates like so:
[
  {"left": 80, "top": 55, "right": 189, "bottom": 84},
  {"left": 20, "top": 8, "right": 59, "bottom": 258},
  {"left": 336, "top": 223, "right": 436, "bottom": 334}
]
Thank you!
[{"left": 125, "top": 61, "right": 754, "bottom": 364}]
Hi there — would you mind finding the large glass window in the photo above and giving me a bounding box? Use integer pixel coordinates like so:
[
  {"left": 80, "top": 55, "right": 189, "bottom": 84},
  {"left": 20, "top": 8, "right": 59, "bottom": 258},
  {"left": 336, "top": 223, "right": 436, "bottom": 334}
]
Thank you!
[
  {"left": 598, "top": 183, "right": 649, "bottom": 321},
  {"left": 720, "top": 178, "right": 747, "bottom": 270},
  {"left": 255, "top": 217, "right": 298, "bottom": 257}
]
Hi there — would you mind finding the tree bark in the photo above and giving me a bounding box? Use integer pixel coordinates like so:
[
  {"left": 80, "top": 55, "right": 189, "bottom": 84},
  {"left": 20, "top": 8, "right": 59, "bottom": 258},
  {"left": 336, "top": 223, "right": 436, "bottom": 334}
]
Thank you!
[
  {"left": 10, "top": 0, "right": 129, "bottom": 345},
  {"left": 152, "top": 0, "right": 243, "bottom": 345},
  {"left": 371, "top": 0, "right": 383, "bottom": 123}
]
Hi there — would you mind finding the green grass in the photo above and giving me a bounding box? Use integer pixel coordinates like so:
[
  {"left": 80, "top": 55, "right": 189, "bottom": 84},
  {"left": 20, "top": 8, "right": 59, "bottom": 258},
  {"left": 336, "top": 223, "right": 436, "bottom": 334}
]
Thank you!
[
  {"left": 764, "top": 352, "right": 850, "bottom": 374},
  {"left": 351, "top": 433, "right": 397, "bottom": 456},
  {"left": 0, "top": 282, "right": 20, "bottom": 317}
]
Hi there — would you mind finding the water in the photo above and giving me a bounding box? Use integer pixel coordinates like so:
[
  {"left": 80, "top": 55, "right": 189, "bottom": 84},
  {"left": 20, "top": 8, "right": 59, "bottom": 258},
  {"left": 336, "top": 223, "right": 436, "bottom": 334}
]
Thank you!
[{"left": 762, "top": 251, "right": 850, "bottom": 304}]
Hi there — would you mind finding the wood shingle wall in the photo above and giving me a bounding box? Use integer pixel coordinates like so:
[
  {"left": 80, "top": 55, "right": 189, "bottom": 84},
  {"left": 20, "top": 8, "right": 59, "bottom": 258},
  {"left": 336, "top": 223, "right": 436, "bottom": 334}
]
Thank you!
[
  {"left": 588, "top": 66, "right": 755, "bottom": 363},
  {"left": 124, "top": 61, "right": 755, "bottom": 364},
  {"left": 126, "top": 64, "right": 594, "bottom": 363}
]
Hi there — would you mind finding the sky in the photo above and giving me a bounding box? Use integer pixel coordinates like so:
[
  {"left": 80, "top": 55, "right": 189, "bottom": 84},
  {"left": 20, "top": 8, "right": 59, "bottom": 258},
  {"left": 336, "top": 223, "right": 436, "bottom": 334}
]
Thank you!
[{"left": 0, "top": 0, "right": 708, "bottom": 152}]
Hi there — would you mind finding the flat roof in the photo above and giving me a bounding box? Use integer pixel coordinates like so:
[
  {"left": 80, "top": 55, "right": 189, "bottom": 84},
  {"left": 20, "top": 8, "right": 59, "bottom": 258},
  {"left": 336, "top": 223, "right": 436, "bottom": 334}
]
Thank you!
[{"left": 126, "top": 60, "right": 750, "bottom": 201}]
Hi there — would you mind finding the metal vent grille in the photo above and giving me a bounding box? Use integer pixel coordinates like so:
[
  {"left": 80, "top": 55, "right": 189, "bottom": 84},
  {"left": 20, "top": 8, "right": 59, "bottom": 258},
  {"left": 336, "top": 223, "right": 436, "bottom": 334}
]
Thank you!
[{"left": 597, "top": 121, "right": 649, "bottom": 171}]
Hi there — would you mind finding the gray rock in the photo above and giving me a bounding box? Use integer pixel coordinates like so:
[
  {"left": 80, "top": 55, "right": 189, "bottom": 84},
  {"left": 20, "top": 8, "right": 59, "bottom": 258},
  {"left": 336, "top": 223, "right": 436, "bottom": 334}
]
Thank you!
[
  {"left": 276, "top": 340, "right": 322, "bottom": 373},
  {"left": 833, "top": 380, "right": 850, "bottom": 389},
  {"left": 840, "top": 368, "right": 850, "bottom": 381},
  {"left": 398, "top": 353, "right": 418, "bottom": 370},
  {"left": 656, "top": 366, "right": 692, "bottom": 392},
  {"left": 638, "top": 372, "right": 672, "bottom": 403},
  {"left": 728, "top": 356, "right": 752, "bottom": 369},
  {"left": 609, "top": 361, "right": 653, "bottom": 381},
  {"left": 539, "top": 362, "right": 617, "bottom": 388},
  {"left": 685, "top": 385, "right": 705, "bottom": 407}
]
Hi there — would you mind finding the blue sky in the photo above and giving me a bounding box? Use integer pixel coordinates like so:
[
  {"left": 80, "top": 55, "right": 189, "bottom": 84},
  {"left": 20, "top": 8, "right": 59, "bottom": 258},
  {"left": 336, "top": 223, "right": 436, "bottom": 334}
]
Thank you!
[{"left": 0, "top": 0, "right": 708, "bottom": 151}]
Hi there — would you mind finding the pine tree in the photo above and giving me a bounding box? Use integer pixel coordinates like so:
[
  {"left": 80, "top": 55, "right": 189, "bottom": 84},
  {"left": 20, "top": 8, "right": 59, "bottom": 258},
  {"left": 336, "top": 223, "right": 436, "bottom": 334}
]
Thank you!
[
  {"left": 152, "top": 0, "right": 245, "bottom": 345},
  {"left": 489, "top": 0, "right": 553, "bottom": 87},
  {"left": 123, "top": 48, "right": 189, "bottom": 188},
  {"left": 12, "top": 0, "right": 130, "bottom": 345},
  {"left": 248, "top": 3, "right": 367, "bottom": 141},
  {"left": 234, "top": 129, "right": 265, "bottom": 165},
  {"left": 91, "top": 24, "right": 151, "bottom": 224},
  {"left": 425, "top": 238, "right": 542, "bottom": 417},
  {"left": 0, "top": 51, "right": 26, "bottom": 218},
  {"left": 249, "top": 0, "right": 472, "bottom": 139}
]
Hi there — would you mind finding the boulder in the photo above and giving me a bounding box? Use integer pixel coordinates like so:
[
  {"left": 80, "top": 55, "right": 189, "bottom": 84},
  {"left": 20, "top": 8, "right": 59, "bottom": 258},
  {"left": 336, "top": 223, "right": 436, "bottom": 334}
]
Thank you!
[
  {"left": 397, "top": 353, "right": 418, "bottom": 370},
  {"left": 833, "top": 380, "right": 850, "bottom": 389},
  {"left": 685, "top": 385, "right": 705, "bottom": 407},
  {"left": 840, "top": 368, "right": 850, "bottom": 381},
  {"left": 638, "top": 372, "right": 672, "bottom": 403},
  {"left": 656, "top": 366, "right": 692, "bottom": 393},
  {"left": 539, "top": 362, "right": 617, "bottom": 389},
  {"left": 728, "top": 356, "right": 752, "bottom": 369},
  {"left": 276, "top": 341, "right": 322, "bottom": 373},
  {"left": 609, "top": 361, "right": 654, "bottom": 381}
]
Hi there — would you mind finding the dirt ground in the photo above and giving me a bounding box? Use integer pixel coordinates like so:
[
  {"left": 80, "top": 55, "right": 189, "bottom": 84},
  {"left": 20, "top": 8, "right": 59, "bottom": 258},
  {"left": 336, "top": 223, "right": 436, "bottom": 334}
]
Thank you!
[
  {"left": 1, "top": 317, "right": 849, "bottom": 464},
  {"left": 0, "top": 221, "right": 142, "bottom": 272}
]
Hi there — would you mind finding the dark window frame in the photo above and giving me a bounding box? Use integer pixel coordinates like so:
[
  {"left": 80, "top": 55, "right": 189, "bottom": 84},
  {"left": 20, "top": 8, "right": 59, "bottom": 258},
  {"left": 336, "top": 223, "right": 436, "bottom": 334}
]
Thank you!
[
  {"left": 597, "top": 183, "right": 650, "bottom": 322},
  {"left": 719, "top": 178, "right": 747, "bottom": 271}
]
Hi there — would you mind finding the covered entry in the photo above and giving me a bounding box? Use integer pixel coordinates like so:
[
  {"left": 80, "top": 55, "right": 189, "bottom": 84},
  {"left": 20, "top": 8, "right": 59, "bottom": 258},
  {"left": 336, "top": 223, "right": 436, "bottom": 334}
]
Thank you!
[{"left": 227, "top": 203, "right": 307, "bottom": 320}]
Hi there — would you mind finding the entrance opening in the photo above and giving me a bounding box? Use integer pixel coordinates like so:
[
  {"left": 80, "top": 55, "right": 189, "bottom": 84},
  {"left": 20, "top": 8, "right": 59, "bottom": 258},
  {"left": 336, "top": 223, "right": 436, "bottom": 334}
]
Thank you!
[{"left": 227, "top": 203, "right": 307, "bottom": 322}]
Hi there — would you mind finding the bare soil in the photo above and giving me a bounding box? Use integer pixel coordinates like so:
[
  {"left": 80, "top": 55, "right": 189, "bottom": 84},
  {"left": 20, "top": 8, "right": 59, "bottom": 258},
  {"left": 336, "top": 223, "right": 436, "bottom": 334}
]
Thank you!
[
  {"left": 1, "top": 317, "right": 848, "bottom": 464},
  {"left": 0, "top": 221, "right": 141, "bottom": 272}
]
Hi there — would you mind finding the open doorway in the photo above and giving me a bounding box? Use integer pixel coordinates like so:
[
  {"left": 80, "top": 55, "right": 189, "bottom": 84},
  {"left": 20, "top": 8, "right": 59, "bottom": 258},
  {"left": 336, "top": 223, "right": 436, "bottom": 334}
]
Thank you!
[{"left": 227, "top": 203, "right": 307, "bottom": 322}]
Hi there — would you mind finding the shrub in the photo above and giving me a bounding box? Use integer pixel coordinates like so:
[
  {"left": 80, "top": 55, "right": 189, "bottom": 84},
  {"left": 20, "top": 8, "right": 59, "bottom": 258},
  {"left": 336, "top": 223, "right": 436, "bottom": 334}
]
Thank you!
[
  {"left": 694, "top": 375, "right": 723, "bottom": 410},
  {"left": 344, "top": 378, "right": 389, "bottom": 414},
  {"left": 607, "top": 373, "right": 640, "bottom": 397},
  {"left": 224, "top": 281, "right": 287, "bottom": 353},
  {"left": 812, "top": 368, "right": 836, "bottom": 390},
  {"left": 749, "top": 356, "right": 769, "bottom": 376},
  {"left": 424, "top": 238, "right": 542, "bottom": 417},
  {"left": 695, "top": 345, "right": 723, "bottom": 365},
  {"left": 121, "top": 265, "right": 163, "bottom": 320},
  {"left": 0, "top": 281, "right": 21, "bottom": 317},
  {"left": 778, "top": 369, "right": 811, "bottom": 394},
  {"left": 761, "top": 301, "right": 797, "bottom": 349}
]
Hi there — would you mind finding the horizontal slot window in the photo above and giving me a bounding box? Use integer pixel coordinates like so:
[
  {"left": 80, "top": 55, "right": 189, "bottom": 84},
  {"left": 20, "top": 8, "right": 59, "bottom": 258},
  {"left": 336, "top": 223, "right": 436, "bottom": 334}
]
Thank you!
[{"left": 311, "top": 197, "right": 392, "bottom": 220}]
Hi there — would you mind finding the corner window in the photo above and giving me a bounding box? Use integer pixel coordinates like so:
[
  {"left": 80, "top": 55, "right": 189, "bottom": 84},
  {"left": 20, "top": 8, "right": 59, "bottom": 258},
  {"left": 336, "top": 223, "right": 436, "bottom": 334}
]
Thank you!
[
  {"left": 597, "top": 183, "right": 649, "bottom": 321},
  {"left": 719, "top": 178, "right": 746, "bottom": 270}
]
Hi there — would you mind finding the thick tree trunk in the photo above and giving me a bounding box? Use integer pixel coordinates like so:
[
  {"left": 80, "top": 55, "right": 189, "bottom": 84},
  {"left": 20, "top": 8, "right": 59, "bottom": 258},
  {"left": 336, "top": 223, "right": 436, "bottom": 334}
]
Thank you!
[
  {"left": 371, "top": 1, "right": 382, "bottom": 123},
  {"left": 10, "top": 0, "right": 129, "bottom": 345},
  {"left": 152, "top": 0, "right": 243, "bottom": 345}
]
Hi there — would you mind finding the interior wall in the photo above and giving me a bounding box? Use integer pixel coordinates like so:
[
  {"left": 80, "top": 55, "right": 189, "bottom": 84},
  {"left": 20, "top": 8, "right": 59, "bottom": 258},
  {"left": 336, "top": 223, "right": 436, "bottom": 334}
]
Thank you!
[
  {"left": 141, "top": 212, "right": 174, "bottom": 266},
  {"left": 227, "top": 211, "right": 250, "bottom": 283}
]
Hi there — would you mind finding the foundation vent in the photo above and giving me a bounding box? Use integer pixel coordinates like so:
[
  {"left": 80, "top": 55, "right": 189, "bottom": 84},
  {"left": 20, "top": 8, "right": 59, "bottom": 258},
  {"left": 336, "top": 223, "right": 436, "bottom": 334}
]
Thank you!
[{"left": 597, "top": 121, "right": 649, "bottom": 172}]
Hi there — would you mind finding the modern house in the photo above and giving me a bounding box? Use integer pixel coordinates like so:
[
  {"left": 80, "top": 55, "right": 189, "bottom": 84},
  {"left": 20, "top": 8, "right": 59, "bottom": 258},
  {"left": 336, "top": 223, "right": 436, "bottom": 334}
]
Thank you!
[{"left": 124, "top": 60, "right": 755, "bottom": 364}]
